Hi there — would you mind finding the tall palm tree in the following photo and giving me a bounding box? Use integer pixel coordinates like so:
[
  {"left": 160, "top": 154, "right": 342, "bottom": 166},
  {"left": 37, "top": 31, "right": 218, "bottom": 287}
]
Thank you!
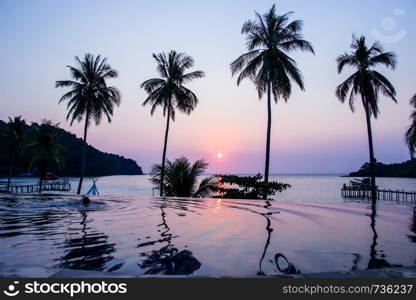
[
  {"left": 150, "top": 156, "right": 218, "bottom": 198},
  {"left": 27, "top": 121, "right": 64, "bottom": 193},
  {"left": 0, "top": 116, "right": 26, "bottom": 190},
  {"left": 230, "top": 4, "right": 314, "bottom": 199},
  {"left": 336, "top": 35, "right": 397, "bottom": 200},
  {"left": 405, "top": 94, "right": 416, "bottom": 159},
  {"left": 140, "top": 51, "right": 205, "bottom": 197},
  {"left": 56, "top": 54, "right": 121, "bottom": 194}
]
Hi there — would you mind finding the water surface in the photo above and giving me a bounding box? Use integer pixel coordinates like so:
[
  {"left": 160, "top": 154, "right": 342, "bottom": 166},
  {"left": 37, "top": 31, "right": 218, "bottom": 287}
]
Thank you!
[
  {"left": 3, "top": 175, "right": 415, "bottom": 202},
  {"left": 0, "top": 195, "right": 415, "bottom": 276}
]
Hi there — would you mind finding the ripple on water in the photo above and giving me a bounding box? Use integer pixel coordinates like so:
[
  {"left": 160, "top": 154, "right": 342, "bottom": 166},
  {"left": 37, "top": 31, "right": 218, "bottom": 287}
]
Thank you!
[{"left": 0, "top": 195, "right": 415, "bottom": 276}]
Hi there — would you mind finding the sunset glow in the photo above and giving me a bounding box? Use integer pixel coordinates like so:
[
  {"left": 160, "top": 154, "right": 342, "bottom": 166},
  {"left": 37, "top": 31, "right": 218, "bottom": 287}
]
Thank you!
[{"left": 0, "top": 0, "right": 414, "bottom": 174}]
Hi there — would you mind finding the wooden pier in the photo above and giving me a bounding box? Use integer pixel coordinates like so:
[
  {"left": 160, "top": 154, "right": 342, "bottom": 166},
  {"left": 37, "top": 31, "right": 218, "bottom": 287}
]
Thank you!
[
  {"left": 0, "top": 180, "right": 71, "bottom": 194},
  {"left": 341, "top": 186, "right": 416, "bottom": 203}
]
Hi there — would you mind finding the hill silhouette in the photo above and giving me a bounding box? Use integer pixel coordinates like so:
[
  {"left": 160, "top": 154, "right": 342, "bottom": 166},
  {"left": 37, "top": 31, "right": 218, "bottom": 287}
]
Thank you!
[
  {"left": 348, "top": 160, "right": 416, "bottom": 178},
  {"left": 0, "top": 120, "right": 143, "bottom": 177}
]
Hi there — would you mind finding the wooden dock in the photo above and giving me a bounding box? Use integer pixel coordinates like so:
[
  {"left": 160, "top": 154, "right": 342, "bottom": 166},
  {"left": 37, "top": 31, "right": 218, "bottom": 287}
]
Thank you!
[
  {"left": 341, "top": 186, "right": 416, "bottom": 203},
  {"left": 0, "top": 180, "right": 71, "bottom": 194}
]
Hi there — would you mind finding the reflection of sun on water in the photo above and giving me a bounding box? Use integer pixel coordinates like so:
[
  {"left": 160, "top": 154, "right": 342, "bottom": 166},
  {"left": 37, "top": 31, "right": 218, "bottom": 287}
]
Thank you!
[{"left": 214, "top": 198, "right": 223, "bottom": 213}]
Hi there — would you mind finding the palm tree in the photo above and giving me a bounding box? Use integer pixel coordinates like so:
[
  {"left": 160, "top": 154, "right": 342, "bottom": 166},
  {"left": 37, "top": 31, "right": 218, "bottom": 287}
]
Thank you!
[
  {"left": 27, "top": 121, "right": 64, "bottom": 193},
  {"left": 56, "top": 54, "right": 121, "bottom": 194},
  {"left": 405, "top": 94, "right": 416, "bottom": 159},
  {"left": 150, "top": 157, "right": 218, "bottom": 198},
  {"left": 230, "top": 4, "right": 314, "bottom": 199},
  {"left": 336, "top": 35, "right": 397, "bottom": 200},
  {"left": 140, "top": 51, "right": 205, "bottom": 197},
  {"left": 0, "top": 116, "right": 26, "bottom": 190}
]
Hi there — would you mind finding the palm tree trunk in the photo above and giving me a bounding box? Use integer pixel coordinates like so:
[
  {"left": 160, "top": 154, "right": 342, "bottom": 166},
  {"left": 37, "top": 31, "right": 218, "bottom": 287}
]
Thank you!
[
  {"left": 160, "top": 101, "right": 171, "bottom": 197},
  {"left": 6, "top": 154, "right": 14, "bottom": 191},
  {"left": 39, "top": 166, "right": 45, "bottom": 193},
  {"left": 364, "top": 102, "right": 377, "bottom": 203},
  {"left": 77, "top": 111, "right": 89, "bottom": 195},
  {"left": 263, "top": 79, "right": 272, "bottom": 200},
  {"left": 39, "top": 177, "right": 43, "bottom": 193}
]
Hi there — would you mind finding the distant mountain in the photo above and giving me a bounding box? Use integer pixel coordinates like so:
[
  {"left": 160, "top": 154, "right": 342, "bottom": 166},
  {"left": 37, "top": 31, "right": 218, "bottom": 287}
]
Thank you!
[
  {"left": 0, "top": 120, "right": 143, "bottom": 177},
  {"left": 347, "top": 160, "right": 416, "bottom": 178}
]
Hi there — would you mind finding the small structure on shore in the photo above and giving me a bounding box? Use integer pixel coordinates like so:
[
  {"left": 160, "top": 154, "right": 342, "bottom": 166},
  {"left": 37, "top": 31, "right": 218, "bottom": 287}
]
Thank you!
[
  {"left": 86, "top": 178, "right": 100, "bottom": 196},
  {"left": 0, "top": 180, "right": 71, "bottom": 193}
]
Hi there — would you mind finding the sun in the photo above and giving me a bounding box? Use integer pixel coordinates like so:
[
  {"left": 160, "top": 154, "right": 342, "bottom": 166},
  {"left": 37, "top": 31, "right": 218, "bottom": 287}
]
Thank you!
[{"left": 217, "top": 153, "right": 223, "bottom": 159}]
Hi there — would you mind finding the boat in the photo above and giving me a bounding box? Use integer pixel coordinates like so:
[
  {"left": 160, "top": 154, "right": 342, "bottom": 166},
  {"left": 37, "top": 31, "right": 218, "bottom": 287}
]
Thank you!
[{"left": 349, "top": 178, "right": 371, "bottom": 188}]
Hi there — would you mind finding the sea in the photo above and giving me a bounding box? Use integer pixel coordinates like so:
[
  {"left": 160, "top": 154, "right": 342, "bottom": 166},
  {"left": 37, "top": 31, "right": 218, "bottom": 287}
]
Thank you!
[
  {"left": 1, "top": 174, "right": 415, "bottom": 276},
  {"left": 3, "top": 174, "right": 414, "bottom": 202}
]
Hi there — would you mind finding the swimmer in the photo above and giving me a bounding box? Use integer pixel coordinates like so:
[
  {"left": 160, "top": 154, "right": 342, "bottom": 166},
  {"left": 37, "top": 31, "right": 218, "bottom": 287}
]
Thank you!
[{"left": 82, "top": 196, "right": 90, "bottom": 205}]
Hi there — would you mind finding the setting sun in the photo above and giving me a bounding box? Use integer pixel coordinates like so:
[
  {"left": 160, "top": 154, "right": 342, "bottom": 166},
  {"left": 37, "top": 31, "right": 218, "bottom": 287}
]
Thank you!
[{"left": 217, "top": 153, "right": 223, "bottom": 159}]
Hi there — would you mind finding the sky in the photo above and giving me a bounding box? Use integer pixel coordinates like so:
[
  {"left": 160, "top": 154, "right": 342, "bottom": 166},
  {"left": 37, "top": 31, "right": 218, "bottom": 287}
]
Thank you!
[{"left": 1, "top": 0, "right": 415, "bottom": 174}]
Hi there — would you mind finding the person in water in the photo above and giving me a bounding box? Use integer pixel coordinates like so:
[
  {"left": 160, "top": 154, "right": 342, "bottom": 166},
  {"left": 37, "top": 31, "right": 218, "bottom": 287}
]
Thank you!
[{"left": 82, "top": 196, "right": 90, "bottom": 205}]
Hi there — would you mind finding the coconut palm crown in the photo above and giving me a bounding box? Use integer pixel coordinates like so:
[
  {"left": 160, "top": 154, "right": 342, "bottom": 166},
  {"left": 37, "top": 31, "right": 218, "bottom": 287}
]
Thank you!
[{"left": 336, "top": 35, "right": 397, "bottom": 117}]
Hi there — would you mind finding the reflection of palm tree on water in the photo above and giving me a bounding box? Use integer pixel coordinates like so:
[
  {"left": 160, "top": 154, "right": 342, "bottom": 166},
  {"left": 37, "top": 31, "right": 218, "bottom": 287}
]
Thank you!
[
  {"left": 140, "top": 205, "right": 177, "bottom": 274},
  {"left": 408, "top": 207, "right": 416, "bottom": 244},
  {"left": 348, "top": 199, "right": 403, "bottom": 271},
  {"left": 58, "top": 209, "right": 117, "bottom": 271},
  {"left": 257, "top": 200, "right": 300, "bottom": 275},
  {"left": 367, "top": 202, "right": 398, "bottom": 269},
  {"left": 257, "top": 201, "right": 273, "bottom": 275},
  {"left": 258, "top": 197, "right": 404, "bottom": 274},
  {"left": 139, "top": 203, "right": 201, "bottom": 275}
]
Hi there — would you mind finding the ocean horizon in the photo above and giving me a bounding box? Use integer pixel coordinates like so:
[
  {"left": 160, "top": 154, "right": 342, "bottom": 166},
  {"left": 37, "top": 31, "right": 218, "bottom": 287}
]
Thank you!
[{"left": 3, "top": 174, "right": 414, "bottom": 204}]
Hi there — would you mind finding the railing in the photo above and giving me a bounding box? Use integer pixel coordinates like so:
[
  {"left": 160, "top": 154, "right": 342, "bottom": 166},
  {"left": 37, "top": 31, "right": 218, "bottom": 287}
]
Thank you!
[{"left": 0, "top": 180, "right": 71, "bottom": 194}]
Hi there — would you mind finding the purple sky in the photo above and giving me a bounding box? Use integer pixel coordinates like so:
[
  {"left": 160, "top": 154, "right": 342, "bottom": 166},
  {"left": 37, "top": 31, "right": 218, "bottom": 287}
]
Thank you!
[{"left": 1, "top": 0, "right": 415, "bottom": 174}]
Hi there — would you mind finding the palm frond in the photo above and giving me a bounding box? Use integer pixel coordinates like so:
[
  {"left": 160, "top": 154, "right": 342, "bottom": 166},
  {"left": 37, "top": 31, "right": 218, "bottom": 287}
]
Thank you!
[
  {"left": 230, "top": 50, "right": 261, "bottom": 77},
  {"left": 279, "top": 38, "right": 315, "bottom": 54},
  {"left": 181, "top": 71, "right": 205, "bottom": 83},
  {"left": 371, "top": 71, "right": 397, "bottom": 102},
  {"left": 236, "top": 52, "right": 264, "bottom": 86},
  {"left": 149, "top": 157, "right": 212, "bottom": 198},
  {"left": 336, "top": 73, "right": 356, "bottom": 105},
  {"left": 193, "top": 176, "right": 219, "bottom": 198},
  {"left": 410, "top": 93, "right": 416, "bottom": 107},
  {"left": 336, "top": 35, "right": 397, "bottom": 118},
  {"left": 368, "top": 52, "right": 397, "bottom": 69},
  {"left": 336, "top": 53, "right": 357, "bottom": 73},
  {"left": 404, "top": 120, "right": 416, "bottom": 158}
]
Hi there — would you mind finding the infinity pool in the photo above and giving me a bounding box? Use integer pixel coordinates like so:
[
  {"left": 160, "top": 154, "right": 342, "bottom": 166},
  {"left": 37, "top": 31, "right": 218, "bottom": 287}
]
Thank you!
[{"left": 0, "top": 195, "right": 415, "bottom": 277}]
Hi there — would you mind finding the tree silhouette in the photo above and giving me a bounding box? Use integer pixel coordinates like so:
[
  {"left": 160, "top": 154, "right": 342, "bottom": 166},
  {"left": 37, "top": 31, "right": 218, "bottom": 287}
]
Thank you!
[
  {"left": 336, "top": 35, "right": 397, "bottom": 201},
  {"left": 56, "top": 54, "right": 121, "bottom": 194},
  {"left": 231, "top": 4, "right": 314, "bottom": 199},
  {"left": 141, "top": 51, "right": 204, "bottom": 197}
]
